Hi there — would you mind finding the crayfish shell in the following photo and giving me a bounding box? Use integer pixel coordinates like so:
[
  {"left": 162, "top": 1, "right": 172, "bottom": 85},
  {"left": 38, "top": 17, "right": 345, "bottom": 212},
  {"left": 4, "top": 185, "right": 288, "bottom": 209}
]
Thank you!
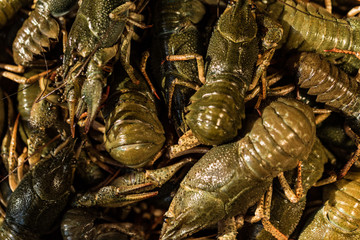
[
  {"left": 160, "top": 98, "right": 316, "bottom": 240},
  {"left": 104, "top": 77, "right": 165, "bottom": 168}
]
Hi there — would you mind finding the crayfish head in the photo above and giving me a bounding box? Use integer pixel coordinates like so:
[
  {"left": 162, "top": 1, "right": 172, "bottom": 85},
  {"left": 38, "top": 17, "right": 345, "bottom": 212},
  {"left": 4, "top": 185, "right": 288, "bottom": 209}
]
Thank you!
[{"left": 218, "top": 0, "right": 257, "bottom": 43}]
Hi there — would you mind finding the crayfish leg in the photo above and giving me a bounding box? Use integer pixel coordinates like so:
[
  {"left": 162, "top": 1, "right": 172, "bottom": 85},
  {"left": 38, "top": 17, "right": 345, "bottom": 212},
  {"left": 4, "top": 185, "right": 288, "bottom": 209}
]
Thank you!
[
  {"left": 0, "top": 63, "right": 24, "bottom": 73},
  {"left": 109, "top": 2, "right": 136, "bottom": 21},
  {"left": 110, "top": 2, "right": 149, "bottom": 29},
  {"left": 245, "top": 72, "right": 284, "bottom": 102},
  {"left": 74, "top": 160, "right": 189, "bottom": 208},
  {"left": 248, "top": 14, "right": 282, "bottom": 100},
  {"left": 277, "top": 160, "right": 304, "bottom": 204},
  {"left": 261, "top": 219, "right": 288, "bottom": 240},
  {"left": 313, "top": 170, "right": 337, "bottom": 187},
  {"left": 140, "top": 51, "right": 160, "bottom": 99},
  {"left": 337, "top": 124, "right": 360, "bottom": 179},
  {"left": 111, "top": 160, "right": 191, "bottom": 190},
  {"left": 313, "top": 109, "right": 332, "bottom": 125},
  {"left": 165, "top": 53, "right": 205, "bottom": 84},
  {"left": 0, "top": 71, "right": 28, "bottom": 84},
  {"left": 248, "top": 184, "right": 289, "bottom": 240},
  {"left": 245, "top": 198, "right": 264, "bottom": 224},
  {"left": 1, "top": 67, "right": 52, "bottom": 85},
  {"left": 324, "top": 0, "right": 332, "bottom": 13},
  {"left": 347, "top": 6, "right": 360, "bottom": 17},
  {"left": 119, "top": 33, "right": 140, "bottom": 85},
  {"left": 168, "top": 78, "right": 200, "bottom": 119}
]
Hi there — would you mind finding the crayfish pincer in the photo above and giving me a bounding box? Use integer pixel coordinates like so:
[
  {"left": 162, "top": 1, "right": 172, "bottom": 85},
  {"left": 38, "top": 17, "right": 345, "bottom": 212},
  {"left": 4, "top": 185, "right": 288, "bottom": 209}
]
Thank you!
[
  {"left": 0, "top": 139, "right": 76, "bottom": 240},
  {"left": 160, "top": 98, "right": 316, "bottom": 240},
  {"left": 62, "top": 0, "right": 144, "bottom": 135}
]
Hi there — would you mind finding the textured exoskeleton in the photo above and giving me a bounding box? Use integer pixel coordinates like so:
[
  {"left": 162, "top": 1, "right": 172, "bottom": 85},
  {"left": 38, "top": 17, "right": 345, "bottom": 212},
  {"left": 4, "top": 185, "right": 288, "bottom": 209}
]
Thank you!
[
  {"left": 185, "top": 0, "right": 259, "bottom": 145},
  {"left": 62, "top": 0, "right": 145, "bottom": 134},
  {"left": 73, "top": 160, "right": 189, "bottom": 208},
  {"left": 257, "top": 0, "right": 360, "bottom": 75},
  {"left": 160, "top": 98, "right": 316, "bottom": 240},
  {"left": 103, "top": 66, "right": 165, "bottom": 168},
  {"left": 0, "top": 139, "right": 75, "bottom": 240},
  {"left": 151, "top": 0, "right": 206, "bottom": 135},
  {"left": 12, "top": 0, "right": 76, "bottom": 66},
  {"left": 239, "top": 138, "right": 331, "bottom": 239},
  {"left": 291, "top": 52, "right": 360, "bottom": 121},
  {"left": 299, "top": 169, "right": 360, "bottom": 239}
]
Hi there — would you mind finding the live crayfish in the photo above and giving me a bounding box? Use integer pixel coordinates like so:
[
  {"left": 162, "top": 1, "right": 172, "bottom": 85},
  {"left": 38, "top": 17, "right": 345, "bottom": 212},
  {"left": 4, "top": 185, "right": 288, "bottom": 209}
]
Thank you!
[
  {"left": 61, "top": 0, "right": 147, "bottom": 136},
  {"left": 183, "top": 0, "right": 259, "bottom": 145},
  {"left": 12, "top": 0, "right": 77, "bottom": 66},
  {"left": 257, "top": 0, "right": 360, "bottom": 75},
  {"left": 0, "top": 138, "right": 75, "bottom": 240},
  {"left": 1, "top": 0, "right": 360, "bottom": 239},
  {"left": 160, "top": 98, "right": 316, "bottom": 239}
]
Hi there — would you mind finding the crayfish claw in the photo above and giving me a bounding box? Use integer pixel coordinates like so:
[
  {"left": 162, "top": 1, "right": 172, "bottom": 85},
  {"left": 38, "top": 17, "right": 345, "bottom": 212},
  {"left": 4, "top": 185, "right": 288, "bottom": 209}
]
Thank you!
[
  {"left": 160, "top": 187, "right": 225, "bottom": 240},
  {"left": 72, "top": 161, "right": 189, "bottom": 208},
  {"left": 76, "top": 78, "right": 103, "bottom": 133},
  {"left": 72, "top": 185, "right": 158, "bottom": 208}
]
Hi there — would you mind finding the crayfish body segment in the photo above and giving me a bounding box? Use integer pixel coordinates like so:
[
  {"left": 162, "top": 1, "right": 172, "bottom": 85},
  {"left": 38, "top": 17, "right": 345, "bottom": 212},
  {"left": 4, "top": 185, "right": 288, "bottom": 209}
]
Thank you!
[
  {"left": 291, "top": 52, "right": 360, "bottom": 121},
  {"left": 185, "top": 0, "right": 258, "bottom": 145},
  {"left": 12, "top": 0, "right": 77, "bottom": 66},
  {"left": 103, "top": 69, "right": 165, "bottom": 168},
  {"left": 239, "top": 138, "right": 331, "bottom": 239},
  {"left": 160, "top": 98, "right": 316, "bottom": 240}
]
